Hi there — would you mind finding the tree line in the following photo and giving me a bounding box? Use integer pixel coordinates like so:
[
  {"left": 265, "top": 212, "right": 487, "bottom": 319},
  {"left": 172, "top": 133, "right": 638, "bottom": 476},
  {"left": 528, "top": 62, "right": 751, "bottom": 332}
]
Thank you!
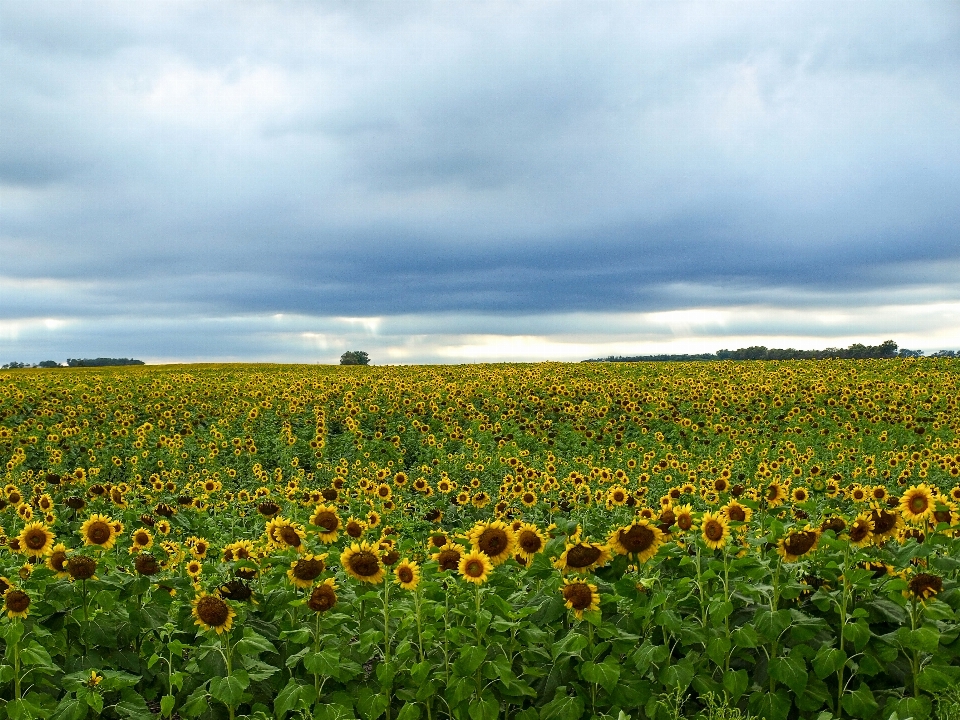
[
  {"left": 1, "top": 358, "right": 145, "bottom": 369},
  {"left": 583, "top": 340, "right": 958, "bottom": 363}
]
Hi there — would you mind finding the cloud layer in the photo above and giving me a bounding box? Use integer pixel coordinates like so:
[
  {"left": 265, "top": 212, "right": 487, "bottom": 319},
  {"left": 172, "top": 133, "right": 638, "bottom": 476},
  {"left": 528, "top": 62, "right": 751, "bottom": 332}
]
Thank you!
[{"left": 2, "top": 2, "right": 958, "bottom": 362}]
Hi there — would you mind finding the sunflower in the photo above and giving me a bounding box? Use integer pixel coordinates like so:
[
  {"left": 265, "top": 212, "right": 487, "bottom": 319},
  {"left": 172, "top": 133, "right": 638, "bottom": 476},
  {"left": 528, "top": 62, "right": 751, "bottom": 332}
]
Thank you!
[
  {"left": 870, "top": 505, "right": 903, "bottom": 543},
  {"left": 899, "top": 484, "right": 936, "bottom": 524},
  {"left": 131, "top": 528, "right": 153, "bottom": 553},
  {"left": 674, "top": 504, "right": 694, "bottom": 532},
  {"left": 459, "top": 550, "right": 492, "bottom": 585},
  {"left": 308, "top": 578, "right": 338, "bottom": 612},
  {"left": 218, "top": 540, "right": 249, "bottom": 562},
  {"left": 700, "top": 511, "right": 730, "bottom": 551},
  {"left": 192, "top": 592, "right": 236, "bottom": 634},
  {"left": 46, "top": 543, "right": 70, "bottom": 578},
  {"left": 847, "top": 513, "right": 874, "bottom": 547},
  {"left": 80, "top": 513, "right": 118, "bottom": 550},
  {"left": 17, "top": 504, "right": 33, "bottom": 522},
  {"left": 561, "top": 578, "right": 600, "bottom": 620},
  {"left": 156, "top": 520, "right": 172, "bottom": 536},
  {"left": 309, "top": 504, "right": 341, "bottom": 543},
  {"left": 345, "top": 517, "right": 366, "bottom": 539},
  {"left": 286, "top": 554, "right": 328, "bottom": 589},
  {"left": 432, "top": 542, "right": 465, "bottom": 572},
  {"left": 341, "top": 541, "right": 385, "bottom": 584},
  {"left": 18, "top": 522, "right": 55, "bottom": 558},
  {"left": 554, "top": 541, "right": 612, "bottom": 574},
  {"left": 778, "top": 527, "right": 820, "bottom": 562},
  {"left": 765, "top": 481, "right": 787, "bottom": 508},
  {"left": 191, "top": 538, "right": 210, "bottom": 559},
  {"left": 514, "top": 523, "right": 548, "bottom": 561},
  {"left": 66, "top": 554, "right": 97, "bottom": 581},
  {"left": 186, "top": 560, "right": 203, "bottom": 579},
  {"left": 907, "top": 572, "right": 943, "bottom": 601},
  {"left": 466, "top": 520, "right": 515, "bottom": 566},
  {"left": 394, "top": 559, "right": 421, "bottom": 591},
  {"left": 134, "top": 553, "right": 162, "bottom": 576},
  {"left": 4, "top": 588, "right": 30, "bottom": 619},
  {"left": 791, "top": 487, "right": 809, "bottom": 503},
  {"left": 607, "top": 520, "right": 663, "bottom": 563},
  {"left": 723, "top": 500, "right": 753, "bottom": 524},
  {"left": 367, "top": 511, "right": 381, "bottom": 528}
]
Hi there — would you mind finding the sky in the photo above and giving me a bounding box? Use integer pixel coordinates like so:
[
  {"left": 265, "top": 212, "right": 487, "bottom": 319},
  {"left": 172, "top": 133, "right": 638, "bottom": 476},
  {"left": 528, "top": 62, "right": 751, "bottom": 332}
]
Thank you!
[{"left": 2, "top": 1, "right": 959, "bottom": 365}]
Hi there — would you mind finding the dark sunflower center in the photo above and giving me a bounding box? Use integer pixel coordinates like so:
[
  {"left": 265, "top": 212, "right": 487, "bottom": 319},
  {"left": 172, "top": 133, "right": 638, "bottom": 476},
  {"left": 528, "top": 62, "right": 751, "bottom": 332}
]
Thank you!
[
  {"left": 308, "top": 585, "right": 336, "bottom": 612},
  {"left": 197, "top": 596, "right": 230, "bottom": 626},
  {"left": 909, "top": 495, "right": 928, "bottom": 513},
  {"left": 437, "top": 549, "right": 460, "bottom": 571},
  {"left": 562, "top": 582, "right": 594, "bottom": 610},
  {"left": 620, "top": 525, "right": 655, "bottom": 553},
  {"left": 566, "top": 544, "right": 602, "bottom": 568},
  {"left": 704, "top": 521, "right": 724, "bottom": 542},
  {"left": 219, "top": 581, "right": 252, "bottom": 601},
  {"left": 25, "top": 530, "right": 48, "bottom": 549},
  {"left": 346, "top": 522, "right": 363, "bottom": 538},
  {"left": 348, "top": 551, "right": 381, "bottom": 577},
  {"left": 465, "top": 560, "right": 484, "bottom": 577},
  {"left": 398, "top": 566, "right": 414, "bottom": 583},
  {"left": 431, "top": 534, "right": 448, "bottom": 548},
  {"left": 478, "top": 528, "right": 508, "bottom": 555},
  {"left": 87, "top": 522, "right": 111, "bottom": 544},
  {"left": 677, "top": 514, "right": 693, "bottom": 531},
  {"left": 871, "top": 509, "right": 897, "bottom": 534},
  {"left": 5, "top": 590, "right": 30, "bottom": 613},
  {"left": 134, "top": 532, "right": 149, "bottom": 545},
  {"left": 728, "top": 506, "right": 747, "bottom": 522},
  {"left": 134, "top": 554, "right": 160, "bottom": 576},
  {"left": 849, "top": 522, "right": 870, "bottom": 542},
  {"left": 67, "top": 555, "right": 97, "bottom": 580},
  {"left": 784, "top": 531, "right": 817, "bottom": 556},
  {"left": 518, "top": 530, "right": 543, "bottom": 554},
  {"left": 279, "top": 527, "right": 302, "bottom": 547},
  {"left": 293, "top": 558, "right": 325, "bottom": 581},
  {"left": 50, "top": 550, "right": 68, "bottom": 572},
  {"left": 908, "top": 573, "right": 943, "bottom": 599}
]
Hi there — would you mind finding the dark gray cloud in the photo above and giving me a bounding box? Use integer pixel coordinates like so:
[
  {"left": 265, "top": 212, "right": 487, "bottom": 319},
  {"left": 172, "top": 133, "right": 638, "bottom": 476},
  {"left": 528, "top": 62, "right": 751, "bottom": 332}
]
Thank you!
[{"left": 2, "top": 1, "right": 959, "bottom": 361}]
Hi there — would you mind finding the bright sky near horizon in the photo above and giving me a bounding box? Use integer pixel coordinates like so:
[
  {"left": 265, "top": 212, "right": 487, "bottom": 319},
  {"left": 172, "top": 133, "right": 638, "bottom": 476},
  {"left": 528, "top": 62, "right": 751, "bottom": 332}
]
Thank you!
[{"left": 2, "top": 1, "right": 959, "bottom": 364}]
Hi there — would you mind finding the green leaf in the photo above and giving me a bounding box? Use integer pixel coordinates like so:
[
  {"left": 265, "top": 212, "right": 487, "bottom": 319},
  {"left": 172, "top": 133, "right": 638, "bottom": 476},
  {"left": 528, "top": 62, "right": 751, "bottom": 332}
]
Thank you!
[
  {"left": 551, "top": 632, "right": 588, "bottom": 660},
  {"left": 235, "top": 630, "right": 278, "bottom": 656},
  {"left": 6, "top": 697, "right": 42, "bottom": 720},
  {"left": 274, "top": 678, "right": 308, "bottom": 719},
  {"left": 731, "top": 624, "right": 759, "bottom": 649},
  {"left": 722, "top": 669, "right": 748, "bottom": 701},
  {"left": 841, "top": 681, "right": 878, "bottom": 719},
  {"left": 580, "top": 658, "right": 621, "bottom": 693},
  {"left": 812, "top": 645, "right": 847, "bottom": 679},
  {"left": 356, "top": 690, "right": 389, "bottom": 720},
  {"left": 53, "top": 697, "right": 87, "bottom": 720},
  {"left": 304, "top": 650, "right": 341, "bottom": 678},
  {"left": 769, "top": 654, "right": 808, "bottom": 696},
  {"left": 469, "top": 696, "right": 499, "bottom": 720},
  {"left": 749, "top": 689, "right": 791, "bottom": 720},
  {"left": 706, "top": 634, "right": 731, "bottom": 668},
  {"left": 179, "top": 686, "right": 209, "bottom": 719},
  {"left": 844, "top": 620, "right": 872, "bottom": 652},
  {"left": 897, "top": 626, "right": 940, "bottom": 654},
  {"left": 916, "top": 665, "right": 957, "bottom": 693},
  {"left": 396, "top": 704, "right": 422, "bottom": 720},
  {"left": 241, "top": 656, "right": 280, "bottom": 682},
  {"left": 209, "top": 669, "right": 249, "bottom": 707},
  {"left": 160, "top": 695, "right": 175, "bottom": 718},
  {"left": 539, "top": 688, "right": 584, "bottom": 720},
  {"left": 659, "top": 660, "right": 694, "bottom": 692},
  {"left": 20, "top": 643, "right": 57, "bottom": 670},
  {"left": 114, "top": 693, "right": 152, "bottom": 720},
  {"left": 454, "top": 646, "right": 486, "bottom": 676},
  {"left": 632, "top": 640, "right": 670, "bottom": 673}
]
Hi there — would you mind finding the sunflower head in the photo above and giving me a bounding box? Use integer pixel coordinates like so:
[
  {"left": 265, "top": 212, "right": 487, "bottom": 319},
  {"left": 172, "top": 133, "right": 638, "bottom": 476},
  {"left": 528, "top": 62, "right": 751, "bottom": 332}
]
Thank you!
[
  {"left": 394, "top": 559, "right": 421, "bottom": 591},
  {"left": 4, "top": 588, "right": 30, "bottom": 619},
  {"left": 554, "top": 541, "right": 612, "bottom": 574},
  {"left": 341, "top": 541, "right": 385, "bottom": 584},
  {"left": 700, "top": 511, "right": 730, "bottom": 551},
  {"left": 432, "top": 542, "right": 465, "bottom": 572},
  {"left": 778, "top": 527, "right": 819, "bottom": 562},
  {"left": 459, "top": 550, "right": 492, "bottom": 585},
  {"left": 308, "top": 578, "right": 338, "bottom": 612},
  {"left": 80, "top": 514, "right": 118, "bottom": 550},
  {"left": 287, "top": 554, "right": 328, "bottom": 588},
  {"left": 561, "top": 579, "right": 600, "bottom": 620},
  {"left": 66, "top": 554, "right": 98, "bottom": 581},
  {"left": 900, "top": 484, "right": 936, "bottom": 524},
  {"left": 608, "top": 520, "right": 663, "bottom": 563},
  {"left": 18, "top": 522, "right": 55, "bottom": 558},
  {"left": 192, "top": 592, "right": 236, "bottom": 634}
]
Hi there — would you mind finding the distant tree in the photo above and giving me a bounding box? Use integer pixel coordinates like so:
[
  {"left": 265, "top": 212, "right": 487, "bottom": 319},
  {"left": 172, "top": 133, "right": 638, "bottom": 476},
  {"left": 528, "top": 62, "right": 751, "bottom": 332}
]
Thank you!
[
  {"left": 66, "top": 358, "right": 145, "bottom": 367},
  {"left": 38, "top": 360, "right": 62, "bottom": 368},
  {"left": 340, "top": 351, "right": 370, "bottom": 366},
  {"left": 1, "top": 361, "right": 28, "bottom": 369}
]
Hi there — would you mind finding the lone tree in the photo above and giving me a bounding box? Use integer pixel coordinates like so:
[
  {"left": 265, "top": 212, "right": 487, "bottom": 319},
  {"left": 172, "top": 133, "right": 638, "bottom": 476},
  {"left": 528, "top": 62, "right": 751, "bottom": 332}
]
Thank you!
[{"left": 340, "top": 351, "right": 370, "bottom": 366}]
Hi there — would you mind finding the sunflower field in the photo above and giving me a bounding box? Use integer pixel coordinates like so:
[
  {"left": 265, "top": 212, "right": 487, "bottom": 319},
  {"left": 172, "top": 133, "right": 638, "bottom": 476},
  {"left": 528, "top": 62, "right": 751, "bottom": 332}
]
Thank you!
[{"left": 1, "top": 359, "right": 960, "bottom": 720}]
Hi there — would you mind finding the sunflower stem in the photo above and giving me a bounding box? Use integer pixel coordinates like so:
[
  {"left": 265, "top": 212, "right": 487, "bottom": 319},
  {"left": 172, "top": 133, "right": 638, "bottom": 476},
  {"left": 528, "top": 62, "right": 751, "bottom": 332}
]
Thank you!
[
  {"left": 383, "top": 577, "right": 392, "bottom": 720},
  {"left": 836, "top": 541, "right": 851, "bottom": 719},
  {"left": 11, "top": 619, "right": 21, "bottom": 701}
]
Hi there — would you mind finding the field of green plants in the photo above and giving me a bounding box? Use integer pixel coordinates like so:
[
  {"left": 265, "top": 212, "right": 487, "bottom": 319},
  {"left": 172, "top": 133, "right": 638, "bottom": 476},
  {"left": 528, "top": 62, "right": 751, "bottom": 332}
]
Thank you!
[{"left": 1, "top": 359, "right": 959, "bottom": 720}]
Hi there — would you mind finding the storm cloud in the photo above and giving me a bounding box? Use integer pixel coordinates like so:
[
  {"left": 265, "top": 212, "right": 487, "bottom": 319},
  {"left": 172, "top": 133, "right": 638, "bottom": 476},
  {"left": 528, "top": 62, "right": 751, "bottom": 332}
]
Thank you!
[{"left": 2, "top": 1, "right": 959, "bottom": 363}]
